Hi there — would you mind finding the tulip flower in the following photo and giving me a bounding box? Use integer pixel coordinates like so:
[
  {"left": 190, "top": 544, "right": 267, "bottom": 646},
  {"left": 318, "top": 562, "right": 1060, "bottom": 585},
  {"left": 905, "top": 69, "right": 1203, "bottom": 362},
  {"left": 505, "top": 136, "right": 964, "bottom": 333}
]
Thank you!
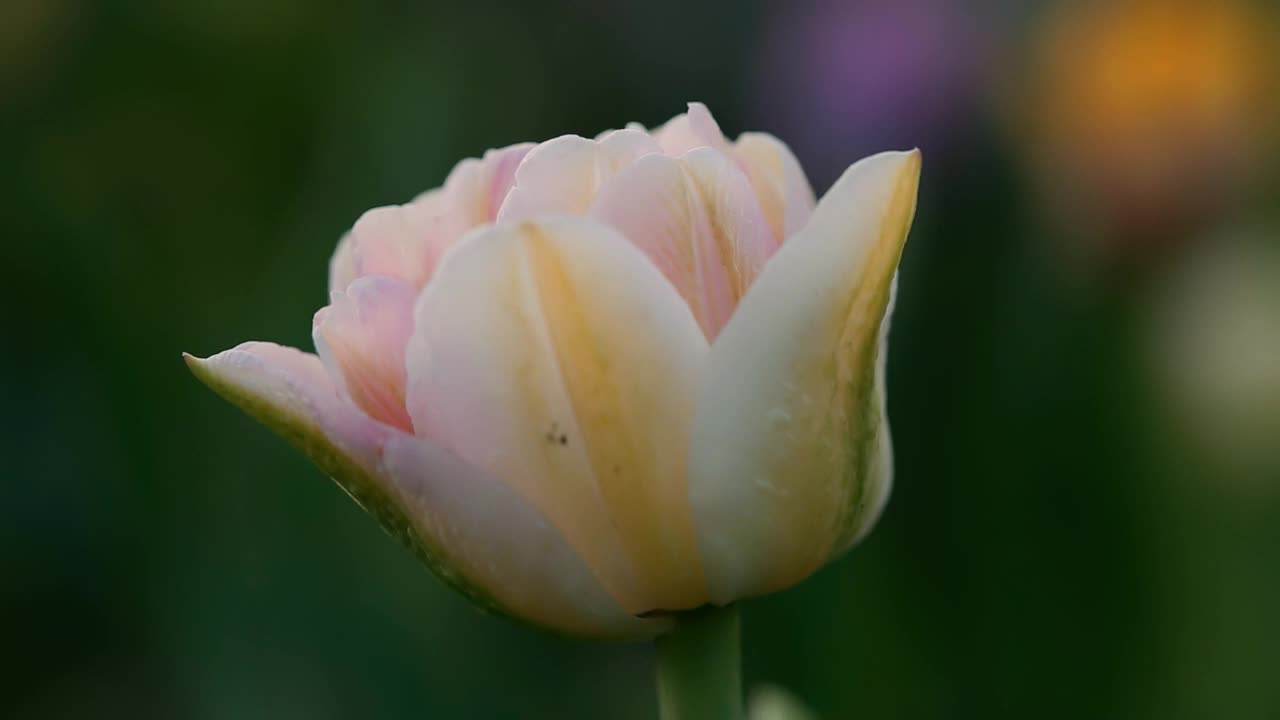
[{"left": 188, "top": 103, "right": 920, "bottom": 719}]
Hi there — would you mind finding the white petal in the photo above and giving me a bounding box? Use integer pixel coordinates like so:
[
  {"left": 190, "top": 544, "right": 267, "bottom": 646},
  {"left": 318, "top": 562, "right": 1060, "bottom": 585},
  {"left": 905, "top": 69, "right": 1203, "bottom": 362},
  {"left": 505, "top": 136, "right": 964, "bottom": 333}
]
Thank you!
[
  {"left": 381, "top": 435, "right": 665, "bottom": 638},
  {"left": 406, "top": 217, "right": 710, "bottom": 614},
  {"left": 687, "top": 150, "right": 921, "bottom": 604},
  {"left": 595, "top": 121, "right": 649, "bottom": 140}
]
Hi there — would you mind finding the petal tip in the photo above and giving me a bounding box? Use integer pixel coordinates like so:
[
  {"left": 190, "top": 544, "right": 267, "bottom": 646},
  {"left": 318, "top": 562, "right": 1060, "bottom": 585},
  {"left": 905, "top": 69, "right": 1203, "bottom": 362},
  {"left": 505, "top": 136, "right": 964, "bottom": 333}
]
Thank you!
[
  {"left": 881, "top": 148, "right": 923, "bottom": 180},
  {"left": 183, "top": 350, "right": 213, "bottom": 379},
  {"left": 905, "top": 147, "right": 923, "bottom": 174}
]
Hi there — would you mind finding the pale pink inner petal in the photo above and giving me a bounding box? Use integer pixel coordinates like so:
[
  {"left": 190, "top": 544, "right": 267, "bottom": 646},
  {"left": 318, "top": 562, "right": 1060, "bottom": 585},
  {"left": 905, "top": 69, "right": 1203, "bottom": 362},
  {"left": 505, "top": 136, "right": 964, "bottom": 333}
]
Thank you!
[
  {"left": 652, "top": 105, "right": 817, "bottom": 248},
  {"left": 654, "top": 102, "right": 730, "bottom": 156},
  {"left": 331, "top": 145, "right": 535, "bottom": 295},
  {"left": 497, "top": 130, "right": 661, "bottom": 223},
  {"left": 314, "top": 275, "right": 419, "bottom": 432},
  {"left": 343, "top": 200, "right": 445, "bottom": 289},
  {"left": 590, "top": 148, "right": 776, "bottom": 340},
  {"left": 444, "top": 143, "right": 534, "bottom": 225}
]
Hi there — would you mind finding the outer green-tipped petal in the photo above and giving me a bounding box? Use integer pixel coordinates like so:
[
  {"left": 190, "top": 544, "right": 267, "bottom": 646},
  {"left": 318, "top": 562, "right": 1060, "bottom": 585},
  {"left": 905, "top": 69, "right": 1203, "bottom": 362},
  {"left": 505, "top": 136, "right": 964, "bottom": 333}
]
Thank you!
[
  {"left": 186, "top": 342, "right": 661, "bottom": 638},
  {"left": 406, "top": 217, "right": 710, "bottom": 615},
  {"left": 185, "top": 342, "right": 388, "bottom": 472},
  {"left": 687, "top": 150, "right": 921, "bottom": 604}
]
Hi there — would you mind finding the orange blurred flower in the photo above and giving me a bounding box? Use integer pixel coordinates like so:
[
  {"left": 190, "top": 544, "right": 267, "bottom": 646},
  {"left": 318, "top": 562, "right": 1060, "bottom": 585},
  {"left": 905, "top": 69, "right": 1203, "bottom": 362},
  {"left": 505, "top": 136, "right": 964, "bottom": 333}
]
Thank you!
[{"left": 1022, "top": 0, "right": 1276, "bottom": 263}]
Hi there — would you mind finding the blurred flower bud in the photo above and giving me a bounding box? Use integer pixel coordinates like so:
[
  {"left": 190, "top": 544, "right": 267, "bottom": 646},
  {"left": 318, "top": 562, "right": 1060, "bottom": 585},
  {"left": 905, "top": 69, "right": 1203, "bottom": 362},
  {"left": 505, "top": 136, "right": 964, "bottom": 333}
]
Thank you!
[
  {"left": 751, "top": 0, "right": 988, "bottom": 184},
  {"left": 1145, "top": 231, "right": 1280, "bottom": 488},
  {"left": 749, "top": 684, "right": 819, "bottom": 720}
]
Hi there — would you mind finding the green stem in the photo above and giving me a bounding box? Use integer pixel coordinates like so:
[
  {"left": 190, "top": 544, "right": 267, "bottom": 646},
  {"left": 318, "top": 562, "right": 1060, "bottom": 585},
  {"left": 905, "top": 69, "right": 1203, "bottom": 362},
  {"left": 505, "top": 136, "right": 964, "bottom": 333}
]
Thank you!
[{"left": 655, "top": 604, "right": 741, "bottom": 720}]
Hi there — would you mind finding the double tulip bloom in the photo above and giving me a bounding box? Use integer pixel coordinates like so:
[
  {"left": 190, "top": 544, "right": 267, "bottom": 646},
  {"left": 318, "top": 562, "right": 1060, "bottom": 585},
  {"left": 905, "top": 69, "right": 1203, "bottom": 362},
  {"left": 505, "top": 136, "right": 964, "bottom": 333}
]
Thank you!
[{"left": 188, "top": 104, "right": 920, "bottom": 637}]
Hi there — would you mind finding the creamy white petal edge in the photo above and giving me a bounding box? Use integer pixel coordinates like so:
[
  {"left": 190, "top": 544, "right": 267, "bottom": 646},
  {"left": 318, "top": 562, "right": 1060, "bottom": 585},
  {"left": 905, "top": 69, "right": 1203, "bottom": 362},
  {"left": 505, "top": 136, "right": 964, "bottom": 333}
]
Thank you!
[
  {"left": 185, "top": 342, "right": 663, "bottom": 638},
  {"left": 687, "top": 150, "right": 922, "bottom": 605}
]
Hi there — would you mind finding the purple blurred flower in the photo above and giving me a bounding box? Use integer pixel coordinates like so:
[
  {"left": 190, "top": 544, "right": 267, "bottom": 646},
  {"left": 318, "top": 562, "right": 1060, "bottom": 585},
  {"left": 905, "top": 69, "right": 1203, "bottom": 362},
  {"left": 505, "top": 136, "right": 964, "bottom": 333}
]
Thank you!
[{"left": 751, "top": 0, "right": 990, "bottom": 184}]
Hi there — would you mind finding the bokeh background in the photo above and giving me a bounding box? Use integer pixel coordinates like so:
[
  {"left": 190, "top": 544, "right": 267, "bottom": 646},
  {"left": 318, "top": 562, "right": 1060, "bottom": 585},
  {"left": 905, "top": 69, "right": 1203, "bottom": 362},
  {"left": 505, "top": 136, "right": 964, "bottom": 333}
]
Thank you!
[{"left": 4, "top": 0, "right": 1279, "bottom": 717}]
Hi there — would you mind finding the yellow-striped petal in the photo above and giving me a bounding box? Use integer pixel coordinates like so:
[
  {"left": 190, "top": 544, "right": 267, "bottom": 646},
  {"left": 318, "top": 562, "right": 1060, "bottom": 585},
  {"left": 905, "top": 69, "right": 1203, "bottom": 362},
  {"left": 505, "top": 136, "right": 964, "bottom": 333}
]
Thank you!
[{"left": 406, "top": 217, "right": 710, "bottom": 614}]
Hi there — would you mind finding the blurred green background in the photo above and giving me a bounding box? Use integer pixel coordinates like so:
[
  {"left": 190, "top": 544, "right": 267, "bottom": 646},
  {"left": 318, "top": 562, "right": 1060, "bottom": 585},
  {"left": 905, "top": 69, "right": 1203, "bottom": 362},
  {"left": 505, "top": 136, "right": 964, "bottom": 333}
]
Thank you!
[{"left": 4, "top": 0, "right": 1279, "bottom": 717}]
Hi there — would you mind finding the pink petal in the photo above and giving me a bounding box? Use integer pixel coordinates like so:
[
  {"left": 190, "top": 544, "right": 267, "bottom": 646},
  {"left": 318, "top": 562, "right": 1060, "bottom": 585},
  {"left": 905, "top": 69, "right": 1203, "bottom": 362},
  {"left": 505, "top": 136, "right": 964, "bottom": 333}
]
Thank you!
[
  {"left": 590, "top": 148, "right": 776, "bottom": 340},
  {"left": 313, "top": 275, "right": 418, "bottom": 432},
  {"left": 654, "top": 102, "right": 729, "bottom": 156},
  {"left": 496, "top": 130, "right": 661, "bottom": 222},
  {"left": 342, "top": 198, "right": 448, "bottom": 289},
  {"left": 331, "top": 145, "right": 535, "bottom": 293},
  {"left": 442, "top": 142, "right": 535, "bottom": 225}
]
